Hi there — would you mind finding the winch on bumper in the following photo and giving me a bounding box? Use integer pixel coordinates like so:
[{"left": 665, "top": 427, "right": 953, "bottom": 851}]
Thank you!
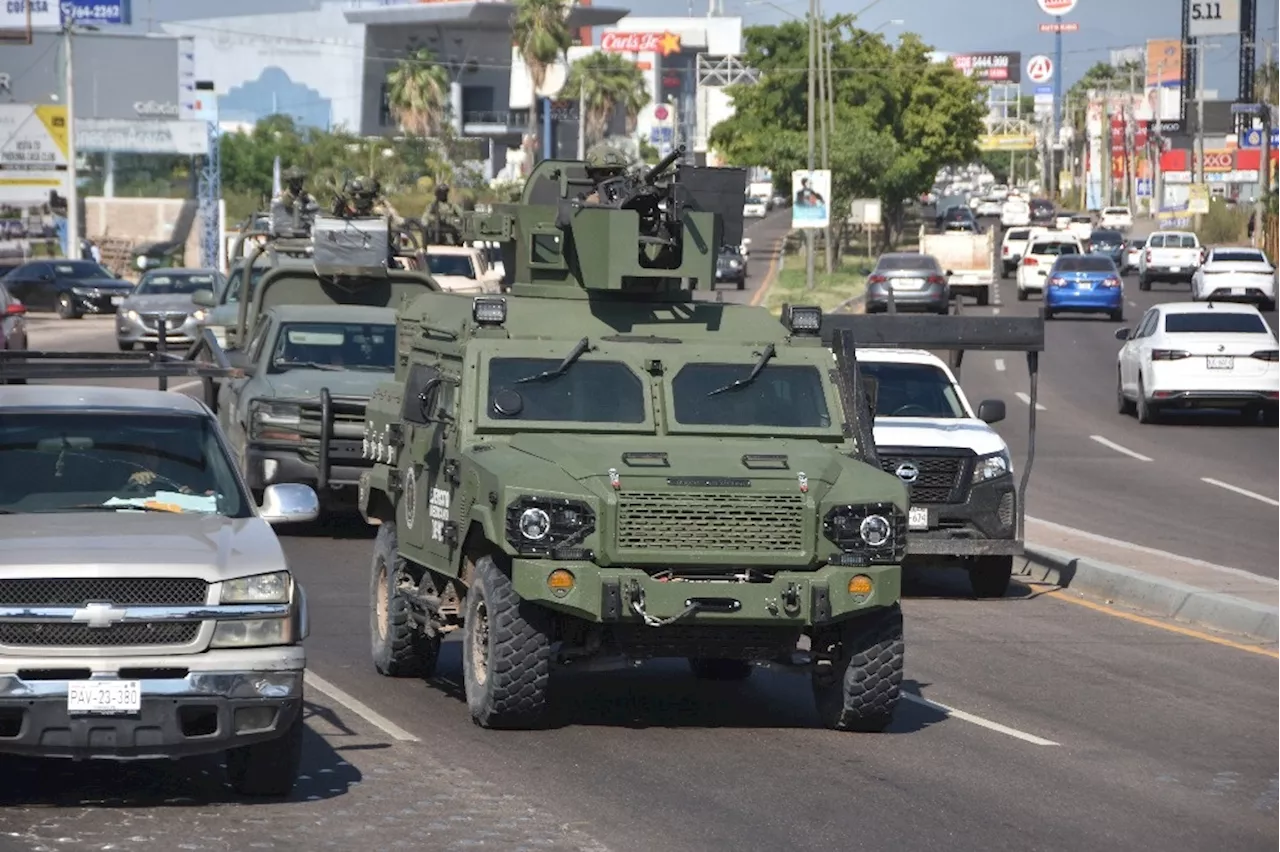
[
  {"left": 0, "top": 650, "right": 304, "bottom": 760},
  {"left": 510, "top": 560, "right": 901, "bottom": 626}
]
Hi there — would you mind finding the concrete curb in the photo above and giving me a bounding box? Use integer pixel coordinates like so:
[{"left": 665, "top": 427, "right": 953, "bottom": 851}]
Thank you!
[{"left": 1020, "top": 545, "right": 1279, "bottom": 643}]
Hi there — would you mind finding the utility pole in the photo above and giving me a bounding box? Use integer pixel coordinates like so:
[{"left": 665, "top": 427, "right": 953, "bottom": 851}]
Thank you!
[
  {"left": 1193, "top": 39, "right": 1208, "bottom": 230},
  {"left": 1255, "top": 40, "right": 1272, "bottom": 250},
  {"left": 816, "top": 5, "right": 833, "bottom": 273},
  {"left": 576, "top": 78, "right": 586, "bottom": 159},
  {"left": 1153, "top": 60, "right": 1165, "bottom": 214},
  {"left": 1126, "top": 65, "right": 1138, "bottom": 211},
  {"left": 805, "top": 0, "right": 816, "bottom": 290},
  {"left": 1103, "top": 79, "right": 1113, "bottom": 208},
  {"left": 63, "top": 22, "right": 79, "bottom": 260}
]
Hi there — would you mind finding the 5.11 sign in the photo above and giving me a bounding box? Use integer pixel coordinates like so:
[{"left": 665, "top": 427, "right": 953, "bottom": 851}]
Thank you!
[{"left": 1188, "top": 0, "right": 1241, "bottom": 38}]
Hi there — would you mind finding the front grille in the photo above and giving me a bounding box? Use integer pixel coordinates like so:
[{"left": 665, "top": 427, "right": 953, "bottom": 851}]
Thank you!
[
  {"left": 140, "top": 312, "right": 188, "bottom": 331},
  {"left": 299, "top": 397, "right": 369, "bottom": 441},
  {"left": 0, "top": 578, "right": 208, "bottom": 606},
  {"left": 0, "top": 622, "right": 200, "bottom": 647},
  {"left": 998, "top": 491, "right": 1015, "bottom": 528},
  {"left": 879, "top": 453, "right": 969, "bottom": 504},
  {"left": 615, "top": 492, "right": 806, "bottom": 552}
]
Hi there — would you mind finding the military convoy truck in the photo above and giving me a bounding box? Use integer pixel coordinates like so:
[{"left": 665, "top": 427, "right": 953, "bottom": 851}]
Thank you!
[{"left": 356, "top": 147, "right": 911, "bottom": 732}]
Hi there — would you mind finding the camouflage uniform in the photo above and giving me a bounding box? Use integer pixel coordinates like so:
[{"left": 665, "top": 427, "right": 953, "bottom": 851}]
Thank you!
[
  {"left": 423, "top": 184, "right": 463, "bottom": 245},
  {"left": 336, "top": 176, "right": 403, "bottom": 226},
  {"left": 279, "top": 166, "right": 317, "bottom": 214},
  {"left": 582, "top": 144, "right": 630, "bottom": 204}
]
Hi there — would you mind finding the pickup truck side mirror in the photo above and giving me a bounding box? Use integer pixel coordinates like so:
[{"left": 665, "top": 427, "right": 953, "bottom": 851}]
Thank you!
[
  {"left": 1114, "top": 327, "right": 1131, "bottom": 341},
  {"left": 944, "top": 269, "right": 954, "bottom": 277},
  {"left": 259, "top": 483, "right": 320, "bottom": 525},
  {"left": 977, "top": 399, "right": 1006, "bottom": 424},
  {"left": 192, "top": 289, "right": 217, "bottom": 308}
]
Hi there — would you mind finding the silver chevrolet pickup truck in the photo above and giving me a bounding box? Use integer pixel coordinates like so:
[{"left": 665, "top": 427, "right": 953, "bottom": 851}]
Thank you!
[{"left": 0, "top": 379, "right": 319, "bottom": 797}]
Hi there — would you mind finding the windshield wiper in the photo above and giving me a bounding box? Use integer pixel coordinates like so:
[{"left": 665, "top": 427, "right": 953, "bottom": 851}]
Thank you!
[
  {"left": 707, "top": 344, "right": 776, "bottom": 397},
  {"left": 515, "top": 337, "right": 591, "bottom": 384},
  {"left": 60, "top": 503, "right": 183, "bottom": 513},
  {"left": 275, "top": 360, "right": 345, "bottom": 372}
]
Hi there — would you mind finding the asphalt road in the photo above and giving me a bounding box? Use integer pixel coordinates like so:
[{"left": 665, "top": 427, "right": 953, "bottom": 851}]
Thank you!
[{"left": 1, "top": 226, "right": 1277, "bottom": 852}]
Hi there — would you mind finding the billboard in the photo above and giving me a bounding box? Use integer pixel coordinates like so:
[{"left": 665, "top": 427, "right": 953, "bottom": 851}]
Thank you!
[
  {"left": 791, "top": 170, "right": 831, "bottom": 230},
  {"left": 978, "top": 134, "right": 1037, "bottom": 151},
  {"left": 950, "top": 52, "right": 1022, "bottom": 84},
  {"left": 0, "top": 0, "right": 131, "bottom": 32},
  {"left": 1143, "top": 39, "right": 1182, "bottom": 124},
  {"left": 0, "top": 104, "right": 68, "bottom": 204}
]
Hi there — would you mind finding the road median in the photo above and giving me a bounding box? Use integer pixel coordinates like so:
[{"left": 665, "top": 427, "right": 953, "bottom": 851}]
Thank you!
[{"left": 1018, "top": 544, "right": 1278, "bottom": 644}]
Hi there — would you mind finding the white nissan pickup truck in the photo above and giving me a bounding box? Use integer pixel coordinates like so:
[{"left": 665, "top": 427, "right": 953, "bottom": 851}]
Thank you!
[{"left": 854, "top": 348, "right": 1018, "bottom": 598}]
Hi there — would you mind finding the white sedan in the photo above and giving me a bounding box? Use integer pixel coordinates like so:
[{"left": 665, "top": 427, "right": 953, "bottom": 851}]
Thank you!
[
  {"left": 1116, "top": 301, "right": 1279, "bottom": 424},
  {"left": 1191, "top": 246, "right": 1276, "bottom": 311}
]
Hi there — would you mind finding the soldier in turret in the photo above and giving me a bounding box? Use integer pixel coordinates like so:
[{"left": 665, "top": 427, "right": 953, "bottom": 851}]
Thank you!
[
  {"left": 423, "top": 183, "right": 462, "bottom": 245},
  {"left": 334, "top": 176, "right": 402, "bottom": 224},
  {"left": 582, "top": 144, "right": 631, "bottom": 204},
  {"left": 280, "top": 166, "right": 317, "bottom": 215}
]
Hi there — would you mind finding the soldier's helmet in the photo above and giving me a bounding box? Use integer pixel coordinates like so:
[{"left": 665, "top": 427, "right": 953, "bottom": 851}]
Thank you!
[
  {"left": 585, "top": 144, "right": 628, "bottom": 175},
  {"left": 434, "top": 184, "right": 450, "bottom": 202},
  {"left": 345, "top": 176, "right": 379, "bottom": 198}
]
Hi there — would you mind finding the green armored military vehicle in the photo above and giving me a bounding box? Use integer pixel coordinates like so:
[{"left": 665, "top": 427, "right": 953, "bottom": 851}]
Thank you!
[{"left": 358, "top": 146, "right": 910, "bottom": 731}]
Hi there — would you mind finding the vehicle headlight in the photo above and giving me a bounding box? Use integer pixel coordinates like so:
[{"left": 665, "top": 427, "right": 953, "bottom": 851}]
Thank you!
[
  {"left": 71, "top": 286, "right": 99, "bottom": 296},
  {"left": 192, "top": 309, "right": 207, "bottom": 322},
  {"left": 211, "top": 618, "right": 295, "bottom": 648},
  {"left": 124, "top": 309, "right": 140, "bottom": 322},
  {"left": 504, "top": 495, "right": 596, "bottom": 557},
  {"left": 972, "top": 451, "right": 1011, "bottom": 484},
  {"left": 822, "top": 502, "right": 906, "bottom": 563},
  {"left": 250, "top": 401, "right": 303, "bottom": 441},
  {"left": 221, "top": 570, "right": 291, "bottom": 603}
]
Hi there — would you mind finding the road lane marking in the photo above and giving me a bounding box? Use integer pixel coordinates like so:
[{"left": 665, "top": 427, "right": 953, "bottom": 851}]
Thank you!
[
  {"left": 1038, "top": 589, "right": 1279, "bottom": 659},
  {"left": 1027, "top": 515, "right": 1279, "bottom": 586},
  {"left": 1014, "top": 392, "right": 1046, "bottom": 411},
  {"left": 992, "top": 308, "right": 1001, "bottom": 315},
  {"left": 901, "top": 693, "right": 1060, "bottom": 746},
  {"left": 1088, "top": 434, "right": 1152, "bottom": 461},
  {"left": 304, "top": 671, "right": 421, "bottom": 743},
  {"left": 1200, "top": 477, "right": 1280, "bottom": 507},
  {"left": 994, "top": 358, "right": 1006, "bottom": 372}
]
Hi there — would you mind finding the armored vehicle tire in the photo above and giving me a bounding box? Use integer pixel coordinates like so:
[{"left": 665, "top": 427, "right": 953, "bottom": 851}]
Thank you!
[
  {"left": 688, "top": 658, "right": 754, "bottom": 681},
  {"left": 462, "top": 554, "right": 553, "bottom": 729},
  {"left": 226, "top": 710, "right": 304, "bottom": 797},
  {"left": 968, "top": 555, "right": 1014, "bottom": 598},
  {"left": 370, "top": 522, "right": 441, "bottom": 678},
  {"left": 811, "top": 604, "right": 904, "bottom": 732}
]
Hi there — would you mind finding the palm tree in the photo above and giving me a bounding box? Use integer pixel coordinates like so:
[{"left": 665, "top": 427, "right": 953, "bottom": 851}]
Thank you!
[
  {"left": 512, "top": 0, "right": 573, "bottom": 161},
  {"left": 386, "top": 47, "right": 451, "bottom": 137},
  {"left": 564, "top": 52, "right": 651, "bottom": 147},
  {"left": 1255, "top": 60, "right": 1278, "bottom": 109}
]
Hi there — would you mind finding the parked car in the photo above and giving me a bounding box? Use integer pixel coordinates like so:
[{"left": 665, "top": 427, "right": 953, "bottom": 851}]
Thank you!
[
  {"left": 1191, "top": 246, "right": 1277, "bottom": 311},
  {"left": 865, "top": 252, "right": 950, "bottom": 314},
  {"left": 1044, "top": 254, "right": 1124, "bottom": 321},
  {"left": 1116, "top": 301, "right": 1279, "bottom": 424},
  {"left": 0, "top": 259, "right": 134, "bottom": 319},
  {"left": 116, "top": 268, "right": 225, "bottom": 351}
]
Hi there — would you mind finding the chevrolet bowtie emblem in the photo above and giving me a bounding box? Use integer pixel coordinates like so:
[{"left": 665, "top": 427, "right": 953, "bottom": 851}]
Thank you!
[{"left": 71, "top": 603, "right": 129, "bottom": 629}]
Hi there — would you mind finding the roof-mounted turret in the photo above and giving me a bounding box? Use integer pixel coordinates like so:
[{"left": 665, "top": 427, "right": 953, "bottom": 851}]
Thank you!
[{"left": 466, "top": 146, "right": 747, "bottom": 298}]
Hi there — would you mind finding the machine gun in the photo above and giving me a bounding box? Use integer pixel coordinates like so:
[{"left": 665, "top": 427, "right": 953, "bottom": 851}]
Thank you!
[{"left": 468, "top": 146, "right": 746, "bottom": 295}]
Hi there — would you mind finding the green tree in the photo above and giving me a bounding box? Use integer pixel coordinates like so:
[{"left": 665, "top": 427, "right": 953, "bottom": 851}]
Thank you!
[
  {"left": 710, "top": 19, "right": 984, "bottom": 252},
  {"left": 1254, "top": 59, "right": 1278, "bottom": 108},
  {"left": 512, "top": 0, "right": 573, "bottom": 162},
  {"left": 563, "top": 52, "right": 650, "bottom": 146}
]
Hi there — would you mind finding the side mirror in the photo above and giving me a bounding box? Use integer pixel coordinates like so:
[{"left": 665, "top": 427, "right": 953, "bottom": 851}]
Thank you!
[
  {"left": 977, "top": 399, "right": 1006, "bottom": 424},
  {"left": 3, "top": 302, "right": 25, "bottom": 316},
  {"left": 192, "top": 289, "right": 217, "bottom": 307},
  {"left": 259, "top": 483, "right": 320, "bottom": 525},
  {"left": 945, "top": 269, "right": 954, "bottom": 277},
  {"left": 1114, "top": 327, "right": 1131, "bottom": 341}
]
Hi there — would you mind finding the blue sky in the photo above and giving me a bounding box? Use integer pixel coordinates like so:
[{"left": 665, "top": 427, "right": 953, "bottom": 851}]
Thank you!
[{"left": 129, "top": 0, "right": 1278, "bottom": 95}]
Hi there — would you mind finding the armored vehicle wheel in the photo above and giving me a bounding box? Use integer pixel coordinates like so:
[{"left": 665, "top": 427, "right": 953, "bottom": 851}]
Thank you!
[
  {"left": 811, "top": 604, "right": 903, "bottom": 733},
  {"left": 688, "top": 658, "right": 754, "bottom": 681},
  {"left": 370, "top": 522, "right": 440, "bottom": 678},
  {"left": 463, "top": 554, "right": 553, "bottom": 729},
  {"left": 226, "top": 710, "right": 304, "bottom": 797},
  {"left": 968, "top": 555, "right": 1013, "bottom": 598}
]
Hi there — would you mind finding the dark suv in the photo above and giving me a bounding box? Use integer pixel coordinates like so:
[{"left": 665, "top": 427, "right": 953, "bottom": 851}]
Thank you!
[{"left": 1029, "top": 199, "right": 1055, "bottom": 225}]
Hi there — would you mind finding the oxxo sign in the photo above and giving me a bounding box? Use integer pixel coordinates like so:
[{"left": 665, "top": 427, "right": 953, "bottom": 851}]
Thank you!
[
  {"left": 1202, "top": 150, "right": 1234, "bottom": 172},
  {"left": 134, "top": 101, "right": 179, "bottom": 118},
  {"left": 1037, "top": 0, "right": 1078, "bottom": 15}
]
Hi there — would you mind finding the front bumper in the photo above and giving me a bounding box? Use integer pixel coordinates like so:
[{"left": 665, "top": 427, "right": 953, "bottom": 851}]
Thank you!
[
  {"left": 246, "top": 443, "right": 368, "bottom": 503},
  {"left": 511, "top": 561, "right": 900, "bottom": 627},
  {"left": 72, "top": 291, "right": 129, "bottom": 314},
  {"left": 903, "top": 474, "right": 1020, "bottom": 558},
  {"left": 865, "top": 282, "right": 948, "bottom": 312},
  {"left": 116, "top": 313, "right": 202, "bottom": 345},
  {"left": 0, "top": 653, "right": 304, "bottom": 760}
]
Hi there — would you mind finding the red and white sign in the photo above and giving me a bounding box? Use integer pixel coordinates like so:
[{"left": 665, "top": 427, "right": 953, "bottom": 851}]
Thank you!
[
  {"left": 1026, "top": 55, "right": 1054, "bottom": 84},
  {"left": 1037, "top": 0, "right": 1077, "bottom": 16},
  {"left": 1039, "top": 22, "right": 1080, "bottom": 32},
  {"left": 600, "top": 31, "right": 683, "bottom": 57},
  {"left": 653, "top": 105, "right": 670, "bottom": 122}
]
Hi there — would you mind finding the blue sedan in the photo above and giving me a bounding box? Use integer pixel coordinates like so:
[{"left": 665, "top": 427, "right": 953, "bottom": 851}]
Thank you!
[{"left": 1043, "top": 254, "right": 1125, "bottom": 321}]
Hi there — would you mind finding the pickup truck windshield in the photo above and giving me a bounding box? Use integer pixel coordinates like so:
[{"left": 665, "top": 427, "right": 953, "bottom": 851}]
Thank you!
[
  {"left": 487, "top": 357, "right": 646, "bottom": 423},
  {"left": 223, "top": 266, "right": 270, "bottom": 304},
  {"left": 0, "top": 412, "right": 248, "bottom": 517},
  {"left": 858, "top": 362, "right": 966, "bottom": 418},
  {"left": 271, "top": 322, "right": 396, "bottom": 372},
  {"left": 427, "top": 255, "right": 477, "bottom": 278},
  {"left": 671, "top": 364, "right": 831, "bottom": 428}
]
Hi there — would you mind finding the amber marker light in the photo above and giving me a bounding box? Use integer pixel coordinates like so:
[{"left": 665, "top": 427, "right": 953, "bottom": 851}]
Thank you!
[
  {"left": 547, "top": 569, "right": 576, "bottom": 597},
  {"left": 848, "top": 575, "right": 874, "bottom": 601}
]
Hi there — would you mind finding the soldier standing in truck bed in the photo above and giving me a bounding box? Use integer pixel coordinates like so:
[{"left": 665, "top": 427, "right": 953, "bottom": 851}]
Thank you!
[
  {"left": 582, "top": 144, "right": 630, "bottom": 204},
  {"left": 423, "top": 184, "right": 462, "bottom": 245},
  {"left": 334, "top": 176, "right": 402, "bottom": 225},
  {"left": 280, "top": 167, "right": 318, "bottom": 216}
]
